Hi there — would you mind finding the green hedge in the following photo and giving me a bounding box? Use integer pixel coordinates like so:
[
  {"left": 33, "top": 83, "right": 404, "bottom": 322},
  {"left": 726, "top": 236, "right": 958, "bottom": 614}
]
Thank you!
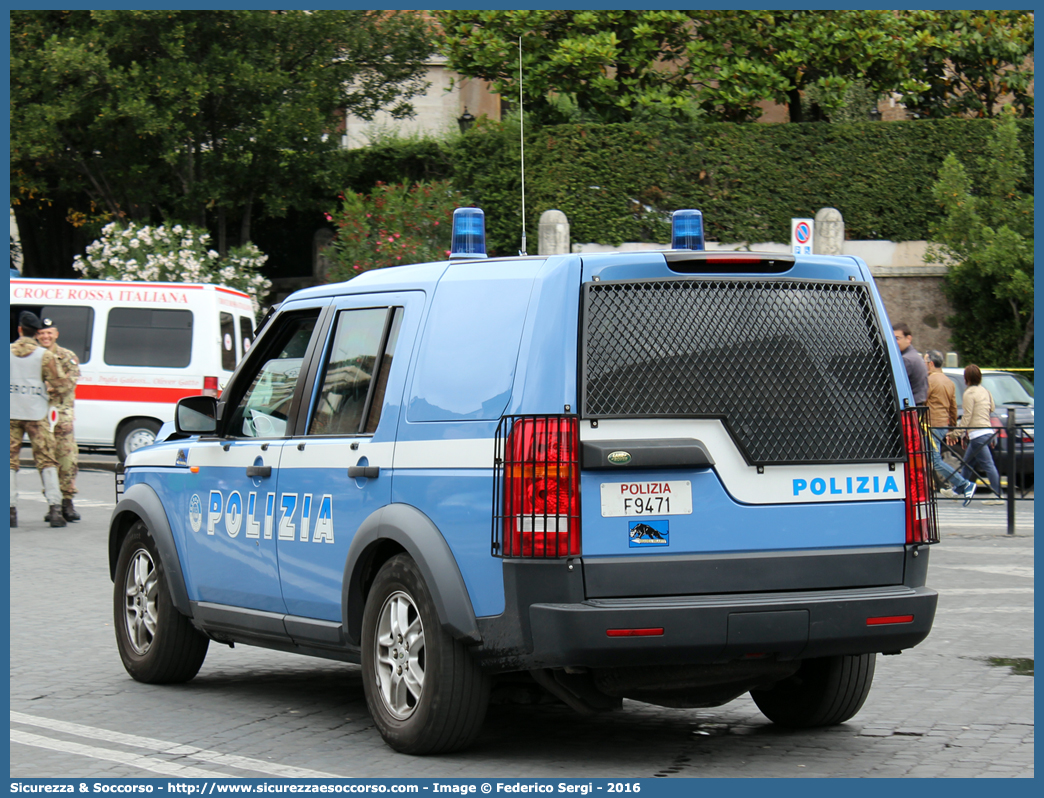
[{"left": 343, "top": 118, "right": 1032, "bottom": 257}]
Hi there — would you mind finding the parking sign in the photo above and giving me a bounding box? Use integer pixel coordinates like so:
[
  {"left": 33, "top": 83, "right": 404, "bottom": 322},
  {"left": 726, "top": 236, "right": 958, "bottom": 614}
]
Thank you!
[{"left": 791, "top": 218, "right": 814, "bottom": 255}]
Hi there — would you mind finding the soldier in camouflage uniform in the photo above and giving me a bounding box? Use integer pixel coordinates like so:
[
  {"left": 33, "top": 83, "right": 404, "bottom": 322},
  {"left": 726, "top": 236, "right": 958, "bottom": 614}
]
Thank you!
[
  {"left": 10, "top": 311, "right": 69, "bottom": 528},
  {"left": 34, "top": 319, "right": 81, "bottom": 521}
]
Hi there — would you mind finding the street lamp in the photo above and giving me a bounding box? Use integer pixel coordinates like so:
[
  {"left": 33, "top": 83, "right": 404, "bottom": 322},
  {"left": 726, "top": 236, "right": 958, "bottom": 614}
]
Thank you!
[{"left": 458, "top": 107, "right": 476, "bottom": 134}]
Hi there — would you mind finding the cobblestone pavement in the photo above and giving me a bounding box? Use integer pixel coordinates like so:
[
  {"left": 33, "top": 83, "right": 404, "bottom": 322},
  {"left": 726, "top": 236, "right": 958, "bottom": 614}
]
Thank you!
[{"left": 9, "top": 465, "right": 1033, "bottom": 778}]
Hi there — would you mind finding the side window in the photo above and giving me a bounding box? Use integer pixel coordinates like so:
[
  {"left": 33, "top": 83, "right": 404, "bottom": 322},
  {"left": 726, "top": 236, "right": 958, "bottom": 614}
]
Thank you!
[
  {"left": 307, "top": 307, "right": 393, "bottom": 436},
  {"left": 11, "top": 305, "right": 94, "bottom": 363},
  {"left": 364, "top": 308, "right": 403, "bottom": 434},
  {"left": 105, "top": 308, "right": 193, "bottom": 367},
  {"left": 239, "top": 316, "right": 255, "bottom": 358},
  {"left": 226, "top": 312, "right": 319, "bottom": 439},
  {"left": 220, "top": 312, "right": 236, "bottom": 371}
]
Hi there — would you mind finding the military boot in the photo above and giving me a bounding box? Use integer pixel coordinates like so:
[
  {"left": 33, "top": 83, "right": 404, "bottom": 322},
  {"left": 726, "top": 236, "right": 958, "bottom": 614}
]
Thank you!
[
  {"left": 46, "top": 505, "right": 67, "bottom": 528},
  {"left": 62, "top": 498, "right": 81, "bottom": 522},
  {"left": 41, "top": 468, "right": 65, "bottom": 527},
  {"left": 10, "top": 470, "right": 18, "bottom": 528}
]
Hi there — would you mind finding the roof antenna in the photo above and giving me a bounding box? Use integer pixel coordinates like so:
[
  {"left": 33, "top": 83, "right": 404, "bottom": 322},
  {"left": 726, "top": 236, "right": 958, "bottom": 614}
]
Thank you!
[{"left": 518, "top": 35, "right": 527, "bottom": 256}]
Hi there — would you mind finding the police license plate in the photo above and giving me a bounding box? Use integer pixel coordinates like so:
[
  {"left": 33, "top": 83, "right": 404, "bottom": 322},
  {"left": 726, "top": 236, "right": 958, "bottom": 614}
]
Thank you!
[{"left": 600, "top": 480, "right": 692, "bottom": 517}]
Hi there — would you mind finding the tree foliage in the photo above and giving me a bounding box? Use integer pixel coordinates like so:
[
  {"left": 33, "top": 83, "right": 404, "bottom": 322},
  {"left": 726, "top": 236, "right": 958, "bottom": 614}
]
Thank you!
[
  {"left": 437, "top": 10, "right": 1033, "bottom": 125},
  {"left": 324, "top": 181, "right": 463, "bottom": 282},
  {"left": 437, "top": 10, "right": 706, "bottom": 124},
  {"left": 73, "top": 222, "right": 271, "bottom": 310},
  {"left": 899, "top": 11, "right": 1033, "bottom": 120},
  {"left": 928, "top": 112, "right": 1034, "bottom": 365},
  {"left": 685, "top": 10, "right": 948, "bottom": 123},
  {"left": 10, "top": 10, "right": 434, "bottom": 256}
]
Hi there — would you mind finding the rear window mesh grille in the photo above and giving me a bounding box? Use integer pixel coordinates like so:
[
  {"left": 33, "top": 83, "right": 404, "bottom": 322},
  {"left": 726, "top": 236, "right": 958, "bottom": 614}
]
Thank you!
[{"left": 582, "top": 278, "right": 904, "bottom": 465}]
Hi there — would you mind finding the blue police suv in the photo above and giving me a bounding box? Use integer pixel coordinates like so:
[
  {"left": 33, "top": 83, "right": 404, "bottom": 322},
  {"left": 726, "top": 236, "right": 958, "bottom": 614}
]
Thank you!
[{"left": 109, "top": 210, "right": 939, "bottom": 754}]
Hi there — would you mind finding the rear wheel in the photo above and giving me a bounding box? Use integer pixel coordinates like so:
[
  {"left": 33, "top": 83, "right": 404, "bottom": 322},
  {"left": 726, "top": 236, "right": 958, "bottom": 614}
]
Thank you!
[
  {"left": 361, "top": 554, "right": 490, "bottom": 754},
  {"left": 113, "top": 520, "right": 209, "bottom": 683},
  {"left": 116, "top": 418, "right": 162, "bottom": 462},
  {"left": 750, "top": 653, "right": 875, "bottom": 728}
]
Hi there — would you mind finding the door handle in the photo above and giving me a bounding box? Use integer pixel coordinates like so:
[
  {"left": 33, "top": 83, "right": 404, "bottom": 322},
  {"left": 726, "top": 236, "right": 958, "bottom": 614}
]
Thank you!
[
  {"left": 246, "top": 465, "right": 272, "bottom": 478},
  {"left": 348, "top": 466, "right": 380, "bottom": 479}
]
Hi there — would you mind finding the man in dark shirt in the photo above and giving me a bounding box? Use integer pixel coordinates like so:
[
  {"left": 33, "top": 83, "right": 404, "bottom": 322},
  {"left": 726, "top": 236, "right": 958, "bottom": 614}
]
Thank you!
[{"left": 892, "top": 322, "right": 928, "bottom": 405}]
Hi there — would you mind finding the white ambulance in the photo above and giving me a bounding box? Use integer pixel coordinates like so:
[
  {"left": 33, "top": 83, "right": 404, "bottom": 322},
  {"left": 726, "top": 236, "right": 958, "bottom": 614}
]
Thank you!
[{"left": 10, "top": 278, "right": 257, "bottom": 460}]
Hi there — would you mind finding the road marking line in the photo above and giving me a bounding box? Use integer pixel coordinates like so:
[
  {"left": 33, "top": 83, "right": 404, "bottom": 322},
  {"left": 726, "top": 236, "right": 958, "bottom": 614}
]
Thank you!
[
  {"left": 939, "top": 520, "right": 1035, "bottom": 527},
  {"left": 11, "top": 711, "right": 339, "bottom": 778},
  {"left": 940, "top": 524, "right": 1035, "bottom": 530},
  {"left": 11, "top": 729, "right": 225, "bottom": 778},
  {"left": 937, "top": 546, "right": 1034, "bottom": 554},
  {"left": 937, "top": 606, "right": 1034, "bottom": 614},
  {"left": 941, "top": 588, "right": 1034, "bottom": 594},
  {"left": 930, "top": 564, "right": 1035, "bottom": 579}
]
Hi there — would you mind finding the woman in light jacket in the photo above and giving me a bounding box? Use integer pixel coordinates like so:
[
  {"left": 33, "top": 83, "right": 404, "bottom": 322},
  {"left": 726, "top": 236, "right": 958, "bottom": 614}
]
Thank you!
[{"left": 951, "top": 364, "right": 1001, "bottom": 498}]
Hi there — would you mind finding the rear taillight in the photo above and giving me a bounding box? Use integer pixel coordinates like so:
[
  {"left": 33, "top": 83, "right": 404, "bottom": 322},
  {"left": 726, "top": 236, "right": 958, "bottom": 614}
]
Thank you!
[
  {"left": 494, "top": 415, "right": 580, "bottom": 558},
  {"left": 901, "top": 407, "right": 939, "bottom": 544},
  {"left": 993, "top": 417, "right": 1005, "bottom": 439},
  {"left": 203, "top": 376, "right": 220, "bottom": 398}
]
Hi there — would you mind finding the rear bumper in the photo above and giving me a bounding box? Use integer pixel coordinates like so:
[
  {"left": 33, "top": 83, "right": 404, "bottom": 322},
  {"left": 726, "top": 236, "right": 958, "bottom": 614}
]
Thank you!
[{"left": 525, "top": 585, "right": 937, "bottom": 669}]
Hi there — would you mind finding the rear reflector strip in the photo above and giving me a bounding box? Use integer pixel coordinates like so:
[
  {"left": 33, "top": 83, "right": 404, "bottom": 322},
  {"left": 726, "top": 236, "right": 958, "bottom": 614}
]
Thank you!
[
  {"left": 866, "top": 615, "right": 914, "bottom": 626},
  {"left": 606, "top": 628, "right": 664, "bottom": 637}
]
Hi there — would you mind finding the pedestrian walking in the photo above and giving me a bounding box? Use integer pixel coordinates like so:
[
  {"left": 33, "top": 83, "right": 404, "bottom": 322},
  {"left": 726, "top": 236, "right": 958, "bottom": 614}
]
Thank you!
[
  {"left": 892, "top": 323, "right": 928, "bottom": 405},
  {"left": 924, "top": 350, "right": 976, "bottom": 505},
  {"left": 952, "top": 363, "right": 1003, "bottom": 505},
  {"left": 10, "top": 311, "right": 69, "bottom": 527},
  {"left": 34, "top": 318, "right": 81, "bottom": 521}
]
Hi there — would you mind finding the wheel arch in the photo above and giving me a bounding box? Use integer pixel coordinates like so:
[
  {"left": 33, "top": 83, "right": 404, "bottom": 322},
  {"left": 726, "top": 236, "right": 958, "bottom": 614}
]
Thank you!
[
  {"left": 343, "top": 504, "right": 481, "bottom": 647},
  {"left": 109, "top": 482, "right": 192, "bottom": 617}
]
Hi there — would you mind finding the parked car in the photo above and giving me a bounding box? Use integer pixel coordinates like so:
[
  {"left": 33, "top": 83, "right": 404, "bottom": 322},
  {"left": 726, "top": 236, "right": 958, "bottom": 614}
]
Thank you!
[{"left": 941, "top": 368, "right": 1034, "bottom": 488}]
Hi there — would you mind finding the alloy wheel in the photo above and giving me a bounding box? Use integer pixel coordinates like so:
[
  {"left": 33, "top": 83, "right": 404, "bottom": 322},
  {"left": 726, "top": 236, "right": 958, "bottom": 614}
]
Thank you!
[{"left": 374, "top": 590, "right": 426, "bottom": 719}]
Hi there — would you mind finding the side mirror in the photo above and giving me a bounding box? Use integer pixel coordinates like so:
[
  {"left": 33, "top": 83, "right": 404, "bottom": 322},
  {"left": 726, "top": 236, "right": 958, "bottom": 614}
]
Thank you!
[{"left": 175, "top": 395, "right": 219, "bottom": 435}]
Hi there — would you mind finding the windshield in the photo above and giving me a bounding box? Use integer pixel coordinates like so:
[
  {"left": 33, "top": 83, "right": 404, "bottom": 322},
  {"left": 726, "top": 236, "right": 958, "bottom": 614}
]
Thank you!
[{"left": 983, "top": 373, "right": 1034, "bottom": 406}]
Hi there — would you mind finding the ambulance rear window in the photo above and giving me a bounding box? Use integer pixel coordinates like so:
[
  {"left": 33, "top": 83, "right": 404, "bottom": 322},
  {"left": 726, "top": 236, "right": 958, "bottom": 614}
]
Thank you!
[
  {"left": 11, "top": 304, "right": 94, "bottom": 364},
  {"left": 239, "top": 316, "right": 255, "bottom": 357},
  {"left": 220, "top": 312, "right": 236, "bottom": 371},
  {"left": 104, "top": 308, "right": 193, "bottom": 368}
]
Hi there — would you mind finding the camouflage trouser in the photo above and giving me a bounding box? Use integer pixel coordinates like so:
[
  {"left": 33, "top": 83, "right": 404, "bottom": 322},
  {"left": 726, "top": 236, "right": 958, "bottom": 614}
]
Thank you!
[
  {"left": 10, "top": 420, "right": 57, "bottom": 471},
  {"left": 50, "top": 421, "right": 78, "bottom": 498}
]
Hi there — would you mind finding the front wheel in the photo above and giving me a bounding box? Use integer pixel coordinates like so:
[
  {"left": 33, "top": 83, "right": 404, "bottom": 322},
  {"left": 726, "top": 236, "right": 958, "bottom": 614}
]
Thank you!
[
  {"left": 113, "top": 520, "right": 209, "bottom": 683},
  {"left": 750, "top": 653, "right": 876, "bottom": 728},
  {"left": 361, "top": 554, "right": 490, "bottom": 754}
]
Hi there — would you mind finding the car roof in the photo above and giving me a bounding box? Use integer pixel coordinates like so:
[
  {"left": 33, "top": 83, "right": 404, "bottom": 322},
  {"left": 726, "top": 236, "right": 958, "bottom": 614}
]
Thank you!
[{"left": 942, "top": 368, "right": 1017, "bottom": 376}]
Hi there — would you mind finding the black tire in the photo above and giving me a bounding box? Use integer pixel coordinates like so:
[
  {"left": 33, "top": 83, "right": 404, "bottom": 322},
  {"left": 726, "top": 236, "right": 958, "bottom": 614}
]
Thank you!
[
  {"left": 750, "top": 653, "right": 876, "bottom": 728},
  {"left": 361, "top": 554, "right": 490, "bottom": 754},
  {"left": 113, "top": 520, "right": 209, "bottom": 683},
  {"left": 116, "top": 418, "right": 162, "bottom": 462}
]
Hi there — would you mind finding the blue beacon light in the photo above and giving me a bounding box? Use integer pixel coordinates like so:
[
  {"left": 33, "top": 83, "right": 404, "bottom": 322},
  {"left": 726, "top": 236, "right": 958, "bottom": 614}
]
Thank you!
[
  {"left": 671, "top": 209, "right": 705, "bottom": 251},
  {"left": 449, "top": 207, "right": 488, "bottom": 259}
]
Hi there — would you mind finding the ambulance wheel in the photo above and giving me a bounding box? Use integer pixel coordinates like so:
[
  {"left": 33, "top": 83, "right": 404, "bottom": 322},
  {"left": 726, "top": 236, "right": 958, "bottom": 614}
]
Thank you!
[
  {"left": 116, "top": 418, "right": 161, "bottom": 462},
  {"left": 750, "top": 653, "right": 876, "bottom": 728},
  {"left": 113, "top": 520, "right": 209, "bottom": 684},
  {"left": 361, "top": 554, "right": 490, "bottom": 754}
]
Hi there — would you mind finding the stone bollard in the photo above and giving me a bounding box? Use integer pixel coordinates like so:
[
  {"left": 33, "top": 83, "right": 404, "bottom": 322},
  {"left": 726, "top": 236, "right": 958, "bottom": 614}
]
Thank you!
[
  {"left": 814, "top": 207, "right": 844, "bottom": 256},
  {"left": 538, "top": 210, "right": 570, "bottom": 256}
]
